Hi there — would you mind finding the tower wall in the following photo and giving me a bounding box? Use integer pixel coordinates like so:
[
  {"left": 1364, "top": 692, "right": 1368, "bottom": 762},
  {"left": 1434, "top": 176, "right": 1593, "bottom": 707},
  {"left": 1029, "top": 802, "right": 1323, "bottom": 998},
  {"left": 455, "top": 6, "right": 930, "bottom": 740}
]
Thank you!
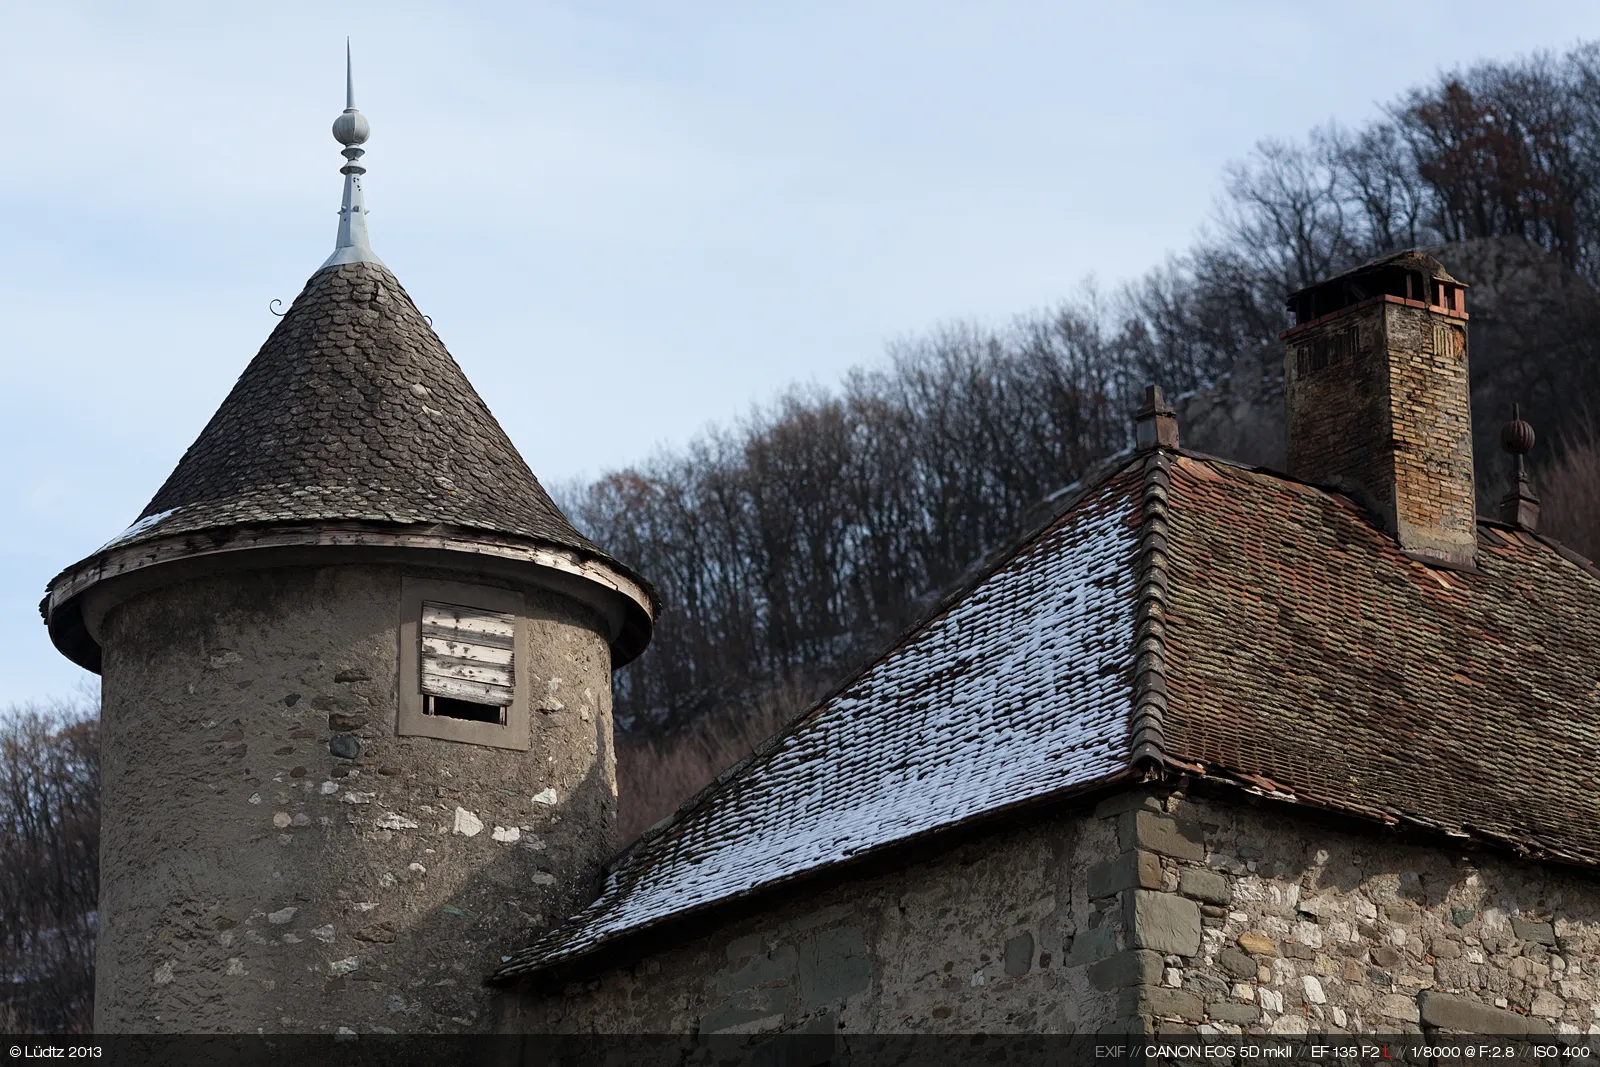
[{"left": 90, "top": 559, "right": 617, "bottom": 1034}]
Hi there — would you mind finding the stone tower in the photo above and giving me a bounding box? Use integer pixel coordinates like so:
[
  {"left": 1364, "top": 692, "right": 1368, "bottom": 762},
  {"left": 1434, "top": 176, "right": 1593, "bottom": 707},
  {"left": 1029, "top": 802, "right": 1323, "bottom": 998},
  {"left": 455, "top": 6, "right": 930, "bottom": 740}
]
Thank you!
[
  {"left": 41, "top": 52, "right": 654, "bottom": 1034},
  {"left": 1282, "top": 250, "right": 1476, "bottom": 567}
]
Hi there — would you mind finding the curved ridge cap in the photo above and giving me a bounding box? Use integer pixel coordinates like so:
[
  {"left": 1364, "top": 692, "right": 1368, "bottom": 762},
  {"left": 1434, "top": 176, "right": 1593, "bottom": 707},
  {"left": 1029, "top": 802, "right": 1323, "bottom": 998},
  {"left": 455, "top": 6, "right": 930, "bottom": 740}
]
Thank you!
[{"left": 1129, "top": 448, "right": 1174, "bottom": 768}]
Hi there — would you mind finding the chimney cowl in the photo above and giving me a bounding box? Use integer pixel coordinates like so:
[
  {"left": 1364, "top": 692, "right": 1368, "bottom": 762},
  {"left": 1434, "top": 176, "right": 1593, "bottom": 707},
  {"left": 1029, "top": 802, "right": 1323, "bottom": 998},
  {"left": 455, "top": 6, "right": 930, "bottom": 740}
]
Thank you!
[{"left": 1286, "top": 249, "right": 1467, "bottom": 331}]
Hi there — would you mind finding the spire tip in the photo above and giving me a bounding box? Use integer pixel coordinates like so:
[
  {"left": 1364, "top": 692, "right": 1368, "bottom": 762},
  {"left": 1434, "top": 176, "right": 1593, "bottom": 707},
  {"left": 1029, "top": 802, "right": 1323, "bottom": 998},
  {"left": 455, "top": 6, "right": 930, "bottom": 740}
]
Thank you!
[{"left": 322, "top": 41, "right": 383, "bottom": 271}]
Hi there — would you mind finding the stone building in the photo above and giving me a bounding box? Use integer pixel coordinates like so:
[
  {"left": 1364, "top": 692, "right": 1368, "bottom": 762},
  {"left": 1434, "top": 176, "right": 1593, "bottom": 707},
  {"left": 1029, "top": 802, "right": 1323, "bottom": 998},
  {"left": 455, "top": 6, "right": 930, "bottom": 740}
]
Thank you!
[
  {"left": 491, "top": 252, "right": 1600, "bottom": 1042},
  {"left": 41, "top": 70, "right": 1600, "bottom": 1045}
]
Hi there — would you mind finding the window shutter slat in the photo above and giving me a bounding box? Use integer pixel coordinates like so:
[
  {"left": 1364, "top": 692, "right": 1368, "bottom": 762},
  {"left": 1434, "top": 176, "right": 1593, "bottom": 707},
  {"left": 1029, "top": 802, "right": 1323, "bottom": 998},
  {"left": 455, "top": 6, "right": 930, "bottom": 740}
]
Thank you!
[{"left": 420, "top": 601, "right": 515, "bottom": 706}]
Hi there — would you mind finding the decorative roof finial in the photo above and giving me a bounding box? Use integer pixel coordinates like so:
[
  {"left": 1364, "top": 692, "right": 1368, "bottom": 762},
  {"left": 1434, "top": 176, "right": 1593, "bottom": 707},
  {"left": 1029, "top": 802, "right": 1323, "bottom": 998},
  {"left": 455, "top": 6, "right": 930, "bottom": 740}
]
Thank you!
[
  {"left": 1498, "top": 403, "right": 1540, "bottom": 530},
  {"left": 321, "top": 39, "right": 384, "bottom": 270},
  {"left": 1133, "top": 383, "right": 1180, "bottom": 451}
]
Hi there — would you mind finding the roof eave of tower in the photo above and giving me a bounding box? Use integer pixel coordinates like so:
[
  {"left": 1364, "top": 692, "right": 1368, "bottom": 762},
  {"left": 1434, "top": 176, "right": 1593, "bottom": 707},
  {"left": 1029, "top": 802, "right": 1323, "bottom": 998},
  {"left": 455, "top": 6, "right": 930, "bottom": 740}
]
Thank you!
[{"left": 42, "top": 518, "right": 658, "bottom": 675}]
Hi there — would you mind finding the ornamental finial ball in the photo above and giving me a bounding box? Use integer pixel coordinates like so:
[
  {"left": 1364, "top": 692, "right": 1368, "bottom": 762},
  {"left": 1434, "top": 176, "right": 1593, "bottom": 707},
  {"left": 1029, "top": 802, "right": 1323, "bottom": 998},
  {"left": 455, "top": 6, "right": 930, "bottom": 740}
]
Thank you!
[
  {"left": 332, "top": 108, "right": 370, "bottom": 147},
  {"left": 1501, "top": 408, "right": 1535, "bottom": 456}
]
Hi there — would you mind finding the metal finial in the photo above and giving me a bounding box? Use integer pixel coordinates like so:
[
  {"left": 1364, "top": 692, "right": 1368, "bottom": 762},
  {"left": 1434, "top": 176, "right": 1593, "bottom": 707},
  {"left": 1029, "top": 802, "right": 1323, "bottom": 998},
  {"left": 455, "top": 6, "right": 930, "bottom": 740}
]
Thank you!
[
  {"left": 321, "top": 40, "right": 384, "bottom": 271},
  {"left": 1499, "top": 403, "right": 1540, "bottom": 529}
]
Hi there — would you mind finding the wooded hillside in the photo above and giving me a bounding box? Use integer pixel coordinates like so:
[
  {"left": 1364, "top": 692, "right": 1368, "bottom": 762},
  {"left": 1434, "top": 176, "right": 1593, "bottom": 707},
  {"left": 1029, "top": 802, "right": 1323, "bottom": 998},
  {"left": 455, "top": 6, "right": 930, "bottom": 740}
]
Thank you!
[{"left": 596, "top": 43, "right": 1600, "bottom": 836}]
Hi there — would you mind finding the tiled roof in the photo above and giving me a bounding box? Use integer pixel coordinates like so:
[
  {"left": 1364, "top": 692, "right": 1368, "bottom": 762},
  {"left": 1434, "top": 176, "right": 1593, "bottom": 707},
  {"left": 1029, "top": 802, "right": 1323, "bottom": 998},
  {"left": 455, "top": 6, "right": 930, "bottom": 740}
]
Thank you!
[
  {"left": 107, "top": 262, "right": 602, "bottom": 559},
  {"left": 494, "top": 461, "right": 1148, "bottom": 979},
  {"left": 494, "top": 448, "right": 1600, "bottom": 981},
  {"left": 1160, "top": 454, "right": 1600, "bottom": 866}
]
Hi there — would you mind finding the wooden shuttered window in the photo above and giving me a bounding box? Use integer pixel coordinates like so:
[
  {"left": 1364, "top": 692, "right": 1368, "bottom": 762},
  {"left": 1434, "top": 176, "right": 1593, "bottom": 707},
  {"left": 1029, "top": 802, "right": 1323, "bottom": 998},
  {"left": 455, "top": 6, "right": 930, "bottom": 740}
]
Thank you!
[{"left": 420, "top": 601, "right": 516, "bottom": 709}]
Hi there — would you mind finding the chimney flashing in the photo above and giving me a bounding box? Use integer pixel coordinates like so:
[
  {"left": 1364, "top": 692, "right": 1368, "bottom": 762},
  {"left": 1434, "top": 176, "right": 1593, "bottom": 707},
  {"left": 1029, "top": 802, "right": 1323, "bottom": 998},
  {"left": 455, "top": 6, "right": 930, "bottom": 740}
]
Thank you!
[{"left": 1398, "top": 548, "right": 1481, "bottom": 575}]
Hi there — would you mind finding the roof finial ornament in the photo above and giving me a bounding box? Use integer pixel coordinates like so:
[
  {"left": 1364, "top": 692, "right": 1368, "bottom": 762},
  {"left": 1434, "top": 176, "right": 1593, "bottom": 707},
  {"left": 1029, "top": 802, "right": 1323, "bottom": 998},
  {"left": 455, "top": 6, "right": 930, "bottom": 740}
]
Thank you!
[
  {"left": 1133, "top": 383, "right": 1180, "bottom": 451},
  {"left": 1499, "top": 404, "right": 1540, "bottom": 530},
  {"left": 321, "top": 39, "right": 385, "bottom": 270}
]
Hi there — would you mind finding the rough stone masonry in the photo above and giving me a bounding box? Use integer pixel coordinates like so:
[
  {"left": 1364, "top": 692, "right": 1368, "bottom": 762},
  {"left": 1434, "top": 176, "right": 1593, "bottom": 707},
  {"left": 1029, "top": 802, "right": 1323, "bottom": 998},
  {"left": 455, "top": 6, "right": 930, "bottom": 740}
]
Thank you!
[
  {"left": 502, "top": 784, "right": 1600, "bottom": 1041},
  {"left": 94, "top": 562, "right": 618, "bottom": 1033}
]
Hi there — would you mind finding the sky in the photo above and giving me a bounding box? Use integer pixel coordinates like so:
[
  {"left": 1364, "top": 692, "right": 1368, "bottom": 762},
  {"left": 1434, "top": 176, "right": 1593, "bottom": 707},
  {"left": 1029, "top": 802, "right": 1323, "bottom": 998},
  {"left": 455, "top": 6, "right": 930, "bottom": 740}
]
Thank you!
[{"left": 5, "top": 2, "right": 1600, "bottom": 706}]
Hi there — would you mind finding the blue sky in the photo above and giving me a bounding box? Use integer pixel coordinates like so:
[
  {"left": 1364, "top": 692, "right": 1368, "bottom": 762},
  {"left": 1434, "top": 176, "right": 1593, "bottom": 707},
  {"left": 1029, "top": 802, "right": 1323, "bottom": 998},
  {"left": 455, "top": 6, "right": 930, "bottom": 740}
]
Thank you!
[{"left": 6, "top": 2, "right": 1600, "bottom": 705}]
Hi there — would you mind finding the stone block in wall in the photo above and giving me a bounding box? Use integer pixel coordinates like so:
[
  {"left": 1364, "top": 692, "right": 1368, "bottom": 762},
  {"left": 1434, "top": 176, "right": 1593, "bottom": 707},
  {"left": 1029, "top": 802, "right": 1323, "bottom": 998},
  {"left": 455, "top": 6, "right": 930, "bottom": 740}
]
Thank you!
[
  {"left": 1237, "top": 931, "right": 1279, "bottom": 957},
  {"left": 1094, "top": 790, "right": 1167, "bottom": 819},
  {"left": 1418, "top": 990, "right": 1553, "bottom": 1034},
  {"left": 1088, "top": 850, "right": 1162, "bottom": 899},
  {"left": 1119, "top": 985, "right": 1203, "bottom": 1021},
  {"left": 1118, "top": 810, "right": 1204, "bottom": 862},
  {"left": 1178, "top": 867, "right": 1230, "bottom": 905},
  {"left": 1064, "top": 924, "right": 1119, "bottom": 966},
  {"left": 1216, "top": 948, "right": 1256, "bottom": 979},
  {"left": 1003, "top": 932, "right": 1034, "bottom": 977},
  {"left": 1205, "top": 1000, "right": 1259, "bottom": 1025},
  {"left": 797, "top": 927, "right": 869, "bottom": 1011},
  {"left": 1510, "top": 917, "right": 1557, "bottom": 946},
  {"left": 1125, "top": 890, "right": 1202, "bottom": 957},
  {"left": 1375, "top": 993, "right": 1420, "bottom": 1023},
  {"left": 1086, "top": 949, "right": 1163, "bottom": 991}
]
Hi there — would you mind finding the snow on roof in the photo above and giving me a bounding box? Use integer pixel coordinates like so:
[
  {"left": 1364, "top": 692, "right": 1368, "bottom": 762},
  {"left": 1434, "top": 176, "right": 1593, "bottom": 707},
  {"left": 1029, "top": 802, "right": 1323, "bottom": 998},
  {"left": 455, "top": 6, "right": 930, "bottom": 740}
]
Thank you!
[{"left": 495, "top": 465, "right": 1143, "bottom": 979}]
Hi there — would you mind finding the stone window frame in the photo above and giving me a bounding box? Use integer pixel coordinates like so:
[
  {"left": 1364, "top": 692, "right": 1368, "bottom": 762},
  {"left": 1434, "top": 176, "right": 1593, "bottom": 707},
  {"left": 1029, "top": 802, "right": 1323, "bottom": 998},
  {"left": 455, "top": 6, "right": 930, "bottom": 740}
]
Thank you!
[{"left": 398, "top": 576, "right": 532, "bottom": 751}]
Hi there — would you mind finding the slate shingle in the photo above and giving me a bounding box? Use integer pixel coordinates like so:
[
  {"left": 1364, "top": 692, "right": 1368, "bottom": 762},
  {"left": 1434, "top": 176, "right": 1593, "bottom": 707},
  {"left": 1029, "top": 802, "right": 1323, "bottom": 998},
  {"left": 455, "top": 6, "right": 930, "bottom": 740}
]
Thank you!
[{"left": 112, "top": 262, "right": 603, "bottom": 559}]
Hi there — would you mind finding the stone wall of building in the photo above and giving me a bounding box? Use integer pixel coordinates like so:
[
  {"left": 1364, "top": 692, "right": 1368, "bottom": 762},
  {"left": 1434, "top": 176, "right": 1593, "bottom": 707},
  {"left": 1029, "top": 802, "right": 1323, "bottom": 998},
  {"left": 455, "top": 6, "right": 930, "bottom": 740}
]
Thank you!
[
  {"left": 94, "top": 560, "right": 617, "bottom": 1034},
  {"left": 500, "top": 798, "right": 1140, "bottom": 1040},
  {"left": 503, "top": 784, "right": 1600, "bottom": 1040},
  {"left": 1162, "top": 788, "right": 1600, "bottom": 1036}
]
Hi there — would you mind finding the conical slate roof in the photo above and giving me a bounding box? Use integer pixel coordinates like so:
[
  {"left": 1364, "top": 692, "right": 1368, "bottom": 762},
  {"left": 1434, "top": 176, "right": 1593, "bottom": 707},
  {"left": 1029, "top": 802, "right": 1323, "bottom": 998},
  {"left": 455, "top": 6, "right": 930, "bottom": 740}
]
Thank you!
[
  {"left": 46, "top": 64, "right": 653, "bottom": 674},
  {"left": 119, "top": 261, "right": 601, "bottom": 556}
]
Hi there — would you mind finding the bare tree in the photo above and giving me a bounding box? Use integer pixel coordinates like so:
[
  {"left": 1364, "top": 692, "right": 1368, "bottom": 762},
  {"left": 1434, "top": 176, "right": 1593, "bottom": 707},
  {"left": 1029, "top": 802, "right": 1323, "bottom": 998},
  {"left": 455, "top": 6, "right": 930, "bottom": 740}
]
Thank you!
[{"left": 0, "top": 694, "right": 99, "bottom": 1034}]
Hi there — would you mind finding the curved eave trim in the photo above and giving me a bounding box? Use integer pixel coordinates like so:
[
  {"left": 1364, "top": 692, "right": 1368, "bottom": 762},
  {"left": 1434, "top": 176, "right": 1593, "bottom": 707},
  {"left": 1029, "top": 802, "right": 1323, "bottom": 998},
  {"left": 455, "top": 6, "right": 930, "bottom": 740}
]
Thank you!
[{"left": 45, "top": 521, "right": 656, "bottom": 672}]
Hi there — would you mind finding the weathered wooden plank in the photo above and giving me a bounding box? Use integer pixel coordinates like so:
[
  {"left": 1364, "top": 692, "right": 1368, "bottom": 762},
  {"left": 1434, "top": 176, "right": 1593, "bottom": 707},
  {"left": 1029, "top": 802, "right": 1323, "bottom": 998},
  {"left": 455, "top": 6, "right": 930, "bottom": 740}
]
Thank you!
[
  {"left": 422, "top": 674, "right": 514, "bottom": 707},
  {"left": 422, "top": 654, "right": 513, "bottom": 686},
  {"left": 420, "top": 635, "right": 513, "bottom": 666},
  {"left": 421, "top": 602, "right": 516, "bottom": 644}
]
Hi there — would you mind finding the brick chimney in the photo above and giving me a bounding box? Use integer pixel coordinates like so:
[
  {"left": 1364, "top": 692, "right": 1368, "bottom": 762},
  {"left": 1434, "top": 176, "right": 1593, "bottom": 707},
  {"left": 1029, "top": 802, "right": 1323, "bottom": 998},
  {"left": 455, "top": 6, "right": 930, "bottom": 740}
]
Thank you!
[{"left": 1282, "top": 251, "right": 1476, "bottom": 567}]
